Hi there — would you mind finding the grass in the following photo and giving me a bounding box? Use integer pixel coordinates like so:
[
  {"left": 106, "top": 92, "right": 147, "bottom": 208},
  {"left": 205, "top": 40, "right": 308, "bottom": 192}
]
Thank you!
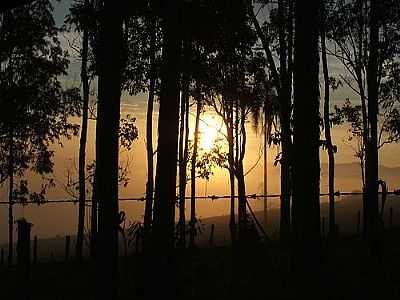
[{"left": 1, "top": 229, "right": 400, "bottom": 299}]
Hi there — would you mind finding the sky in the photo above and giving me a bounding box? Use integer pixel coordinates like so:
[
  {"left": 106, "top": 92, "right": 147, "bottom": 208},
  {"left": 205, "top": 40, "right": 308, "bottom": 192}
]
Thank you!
[{"left": 0, "top": 0, "right": 399, "bottom": 244}]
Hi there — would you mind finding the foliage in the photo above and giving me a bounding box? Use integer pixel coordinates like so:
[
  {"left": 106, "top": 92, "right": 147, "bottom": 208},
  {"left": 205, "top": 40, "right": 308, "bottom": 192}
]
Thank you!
[
  {"left": 0, "top": 0, "right": 81, "bottom": 202},
  {"left": 64, "top": 116, "right": 138, "bottom": 199}
]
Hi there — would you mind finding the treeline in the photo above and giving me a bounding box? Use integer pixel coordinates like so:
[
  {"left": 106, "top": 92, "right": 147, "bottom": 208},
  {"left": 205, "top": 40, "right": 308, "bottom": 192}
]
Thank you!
[{"left": 0, "top": 0, "right": 400, "bottom": 299}]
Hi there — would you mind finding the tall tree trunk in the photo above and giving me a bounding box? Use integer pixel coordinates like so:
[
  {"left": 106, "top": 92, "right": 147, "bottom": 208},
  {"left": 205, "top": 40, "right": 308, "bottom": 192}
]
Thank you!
[
  {"left": 144, "top": 14, "right": 156, "bottom": 242},
  {"left": 189, "top": 101, "right": 201, "bottom": 247},
  {"left": 95, "top": 1, "right": 124, "bottom": 298},
  {"left": 90, "top": 173, "right": 97, "bottom": 258},
  {"left": 236, "top": 107, "right": 247, "bottom": 242},
  {"left": 8, "top": 127, "right": 14, "bottom": 266},
  {"left": 178, "top": 37, "right": 190, "bottom": 248},
  {"left": 365, "top": 0, "right": 380, "bottom": 257},
  {"left": 356, "top": 0, "right": 370, "bottom": 234},
  {"left": 76, "top": 0, "right": 90, "bottom": 260},
  {"left": 263, "top": 108, "right": 268, "bottom": 229},
  {"left": 292, "top": 0, "right": 321, "bottom": 293},
  {"left": 236, "top": 162, "right": 247, "bottom": 242},
  {"left": 278, "top": 0, "right": 292, "bottom": 243},
  {"left": 321, "top": 3, "right": 336, "bottom": 239},
  {"left": 249, "top": 0, "right": 293, "bottom": 242},
  {"left": 152, "top": 0, "right": 181, "bottom": 252},
  {"left": 227, "top": 100, "right": 237, "bottom": 244},
  {"left": 151, "top": 1, "right": 181, "bottom": 297}
]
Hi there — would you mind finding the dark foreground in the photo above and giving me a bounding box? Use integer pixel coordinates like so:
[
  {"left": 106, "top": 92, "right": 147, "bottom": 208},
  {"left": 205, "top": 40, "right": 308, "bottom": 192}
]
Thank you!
[{"left": 1, "top": 230, "right": 400, "bottom": 300}]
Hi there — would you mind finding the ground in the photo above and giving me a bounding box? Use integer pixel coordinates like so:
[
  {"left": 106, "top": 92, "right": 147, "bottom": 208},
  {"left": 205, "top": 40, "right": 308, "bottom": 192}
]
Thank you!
[{"left": 1, "top": 229, "right": 400, "bottom": 299}]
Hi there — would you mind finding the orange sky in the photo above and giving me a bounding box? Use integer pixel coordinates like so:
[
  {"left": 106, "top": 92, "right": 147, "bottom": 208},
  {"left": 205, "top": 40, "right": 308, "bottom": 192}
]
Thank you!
[{"left": 0, "top": 93, "right": 399, "bottom": 243}]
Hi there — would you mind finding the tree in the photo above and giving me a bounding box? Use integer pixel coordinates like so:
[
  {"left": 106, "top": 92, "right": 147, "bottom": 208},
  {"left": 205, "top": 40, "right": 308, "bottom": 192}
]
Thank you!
[
  {"left": 94, "top": 0, "right": 124, "bottom": 297},
  {"left": 326, "top": 0, "right": 400, "bottom": 244},
  {"left": 0, "top": 0, "right": 81, "bottom": 265},
  {"left": 177, "top": 26, "right": 191, "bottom": 249},
  {"left": 189, "top": 99, "right": 202, "bottom": 247},
  {"left": 292, "top": 0, "right": 321, "bottom": 292},
  {"left": 65, "top": 0, "right": 94, "bottom": 261},
  {"left": 143, "top": 5, "right": 158, "bottom": 246},
  {"left": 208, "top": 51, "right": 267, "bottom": 243},
  {"left": 321, "top": 0, "right": 337, "bottom": 239},
  {"left": 247, "top": 0, "right": 294, "bottom": 242},
  {"left": 152, "top": 0, "right": 182, "bottom": 251},
  {"left": 150, "top": 0, "right": 182, "bottom": 298}
]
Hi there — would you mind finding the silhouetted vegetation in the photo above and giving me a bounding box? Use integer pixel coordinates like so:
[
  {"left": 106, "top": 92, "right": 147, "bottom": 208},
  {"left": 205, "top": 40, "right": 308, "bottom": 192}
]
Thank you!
[{"left": 0, "top": 0, "right": 400, "bottom": 299}]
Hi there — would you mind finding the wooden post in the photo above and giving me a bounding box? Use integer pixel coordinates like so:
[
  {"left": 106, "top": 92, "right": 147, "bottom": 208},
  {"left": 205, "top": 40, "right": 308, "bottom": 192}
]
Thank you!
[
  {"left": 209, "top": 224, "right": 215, "bottom": 248},
  {"left": 65, "top": 235, "right": 70, "bottom": 261},
  {"left": 357, "top": 210, "right": 361, "bottom": 234},
  {"left": 16, "top": 218, "right": 32, "bottom": 299},
  {"left": 33, "top": 236, "right": 38, "bottom": 265}
]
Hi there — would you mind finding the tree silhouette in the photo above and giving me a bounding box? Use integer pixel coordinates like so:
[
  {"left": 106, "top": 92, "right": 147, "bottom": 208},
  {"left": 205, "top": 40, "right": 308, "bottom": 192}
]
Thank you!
[
  {"left": 0, "top": 0, "right": 81, "bottom": 265},
  {"left": 326, "top": 0, "right": 400, "bottom": 251},
  {"left": 292, "top": 0, "right": 322, "bottom": 294},
  {"left": 64, "top": 0, "right": 94, "bottom": 261},
  {"left": 321, "top": 0, "right": 337, "bottom": 239},
  {"left": 248, "top": 0, "right": 294, "bottom": 242},
  {"left": 93, "top": 0, "right": 124, "bottom": 298}
]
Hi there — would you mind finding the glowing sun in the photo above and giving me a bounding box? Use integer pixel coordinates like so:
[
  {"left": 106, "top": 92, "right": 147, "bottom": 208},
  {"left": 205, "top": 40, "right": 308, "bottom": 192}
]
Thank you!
[{"left": 199, "top": 117, "right": 220, "bottom": 152}]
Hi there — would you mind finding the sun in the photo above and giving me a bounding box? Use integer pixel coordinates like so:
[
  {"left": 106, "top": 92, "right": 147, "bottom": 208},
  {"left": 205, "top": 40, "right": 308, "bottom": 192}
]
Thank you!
[{"left": 198, "top": 116, "right": 220, "bottom": 152}]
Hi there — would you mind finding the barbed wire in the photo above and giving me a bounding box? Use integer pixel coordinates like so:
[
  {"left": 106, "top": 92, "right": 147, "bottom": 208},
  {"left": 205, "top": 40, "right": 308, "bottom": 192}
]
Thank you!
[{"left": 1, "top": 189, "right": 399, "bottom": 205}]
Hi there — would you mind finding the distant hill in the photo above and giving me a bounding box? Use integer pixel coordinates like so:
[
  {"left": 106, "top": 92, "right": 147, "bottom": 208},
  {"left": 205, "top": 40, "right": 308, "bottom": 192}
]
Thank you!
[
  {"left": 198, "top": 194, "right": 400, "bottom": 246},
  {"left": 320, "top": 162, "right": 400, "bottom": 192}
]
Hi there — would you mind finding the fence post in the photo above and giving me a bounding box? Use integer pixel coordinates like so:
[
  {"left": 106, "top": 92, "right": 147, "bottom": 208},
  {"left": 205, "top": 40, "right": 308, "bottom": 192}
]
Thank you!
[
  {"left": 209, "top": 224, "right": 215, "bottom": 248},
  {"left": 65, "top": 235, "right": 70, "bottom": 261},
  {"left": 16, "top": 218, "right": 32, "bottom": 299},
  {"left": 33, "top": 236, "right": 38, "bottom": 265}
]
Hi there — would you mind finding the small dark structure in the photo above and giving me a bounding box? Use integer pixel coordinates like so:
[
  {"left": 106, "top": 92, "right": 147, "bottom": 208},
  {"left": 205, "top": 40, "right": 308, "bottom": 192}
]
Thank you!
[
  {"left": 16, "top": 218, "right": 32, "bottom": 299},
  {"left": 65, "top": 235, "right": 71, "bottom": 261}
]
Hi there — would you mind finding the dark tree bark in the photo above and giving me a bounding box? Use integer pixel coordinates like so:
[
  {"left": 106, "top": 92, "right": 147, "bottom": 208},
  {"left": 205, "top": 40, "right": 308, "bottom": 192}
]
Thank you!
[
  {"left": 321, "top": 1, "right": 336, "bottom": 239},
  {"left": 365, "top": 0, "right": 380, "bottom": 256},
  {"left": 292, "top": 0, "right": 321, "bottom": 291},
  {"left": 236, "top": 106, "right": 247, "bottom": 242},
  {"left": 227, "top": 100, "right": 237, "bottom": 244},
  {"left": 90, "top": 173, "right": 97, "bottom": 258},
  {"left": 76, "top": 0, "right": 90, "bottom": 261},
  {"left": 263, "top": 107, "right": 268, "bottom": 229},
  {"left": 94, "top": 1, "right": 124, "bottom": 298},
  {"left": 248, "top": 0, "right": 293, "bottom": 242},
  {"left": 143, "top": 13, "right": 156, "bottom": 242},
  {"left": 278, "top": 0, "right": 292, "bottom": 243},
  {"left": 178, "top": 40, "right": 190, "bottom": 248},
  {"left": 189, "top": 101, "right": 201, "bottom": 247},
  {"left": 8, "top": 127, "right": 14, "bottom": 266},
  {"left": 151, "top": 1, "right": 181, "bottom": 298},
  {"left": 152, "top": 0, "right": 181, "bottom": 252}
]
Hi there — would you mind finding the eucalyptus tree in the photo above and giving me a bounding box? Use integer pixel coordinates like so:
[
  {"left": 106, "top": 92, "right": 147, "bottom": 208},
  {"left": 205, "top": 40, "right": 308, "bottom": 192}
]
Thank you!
[
  {"left": 326, "top": 0, "right": 400, "bottom": 243},
  {"left": 247, "top": 0, "right": 294, "bottom": 241},
  {"left": 93, "top": 0, "right": 125, "bottom": 297},
  {"left": 292, "top": 0, "right": 321, "bottom": 289},
  {"left": 321, "top": 0, "right": 337, "bottom": 239},
  {"left": 143, "top": 2, "right": 160, "bottom": 244},
  {"left": 203, "top": 3, "right": 267, "bottom": 242},
  {"left": 0, "top": 0, "right": 81, "bottom": 265},
  {"left": 152, "top": 0, "right": 182, "bottom": 254},
  {"left": 65, "top": 0, "right": 96, "bottom": 261}
]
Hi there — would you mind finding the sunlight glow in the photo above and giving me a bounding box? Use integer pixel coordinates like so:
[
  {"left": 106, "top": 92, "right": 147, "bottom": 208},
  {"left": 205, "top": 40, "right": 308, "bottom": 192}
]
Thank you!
[{"left": 198, "top": 116, "right": 222, "bottom": 152}]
